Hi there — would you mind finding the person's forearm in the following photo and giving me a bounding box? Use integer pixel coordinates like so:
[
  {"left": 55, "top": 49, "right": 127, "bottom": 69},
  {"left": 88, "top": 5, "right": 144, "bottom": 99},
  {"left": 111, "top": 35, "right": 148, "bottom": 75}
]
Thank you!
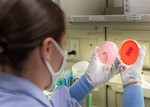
[
  {"left": 69, "top": 75, "right": 94, "bottom": 103},
  {"left": 123, "top": 85, "right": 144, "bottom": 107}
]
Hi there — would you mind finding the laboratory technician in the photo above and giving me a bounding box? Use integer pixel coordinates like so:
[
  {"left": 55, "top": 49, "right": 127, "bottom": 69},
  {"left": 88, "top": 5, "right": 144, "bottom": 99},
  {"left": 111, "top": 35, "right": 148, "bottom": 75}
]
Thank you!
[{"left": 0, "top": 0, "right": 146, "bottom": 107}]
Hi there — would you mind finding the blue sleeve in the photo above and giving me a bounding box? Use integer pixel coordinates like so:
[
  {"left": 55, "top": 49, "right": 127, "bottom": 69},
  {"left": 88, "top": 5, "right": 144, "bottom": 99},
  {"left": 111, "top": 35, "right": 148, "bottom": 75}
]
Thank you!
[
  {"left": 69, "top": 75, "right": 94, "bottom": 103},
  {"left": 123, "top": 85, "right": 144, "bottom": 107}
]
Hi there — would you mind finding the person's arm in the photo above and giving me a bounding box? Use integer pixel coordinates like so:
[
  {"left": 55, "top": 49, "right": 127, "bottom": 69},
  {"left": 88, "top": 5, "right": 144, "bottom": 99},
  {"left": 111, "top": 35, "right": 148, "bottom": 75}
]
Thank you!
[
  {"left": 70, "top": 46, "right": 120, "bottom": 103},
  {"left": 69, "top": 75, "right": 94, "bottom": 103},
  {"left": 119, "top": 45, "right": 146, "bottom": 107},
  {"left": 123, "top": 83, "right": 144, "bottom": 107}
]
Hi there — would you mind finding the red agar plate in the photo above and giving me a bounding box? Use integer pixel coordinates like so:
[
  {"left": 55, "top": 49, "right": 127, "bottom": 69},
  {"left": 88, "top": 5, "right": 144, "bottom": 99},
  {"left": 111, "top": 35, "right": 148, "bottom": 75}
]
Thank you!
[
  {"left": 119, "top": 39, "right": 139, "bottom": 65},
  {"left": 97, "top": 41, "right": 118, "bottom": 64}
]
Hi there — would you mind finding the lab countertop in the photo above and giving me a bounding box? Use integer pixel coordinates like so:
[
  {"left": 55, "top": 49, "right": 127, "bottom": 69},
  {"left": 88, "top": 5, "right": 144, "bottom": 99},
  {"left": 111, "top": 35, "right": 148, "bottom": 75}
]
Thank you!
[{"left": 107, "top": 73, "right": 150, "bottom": 98}]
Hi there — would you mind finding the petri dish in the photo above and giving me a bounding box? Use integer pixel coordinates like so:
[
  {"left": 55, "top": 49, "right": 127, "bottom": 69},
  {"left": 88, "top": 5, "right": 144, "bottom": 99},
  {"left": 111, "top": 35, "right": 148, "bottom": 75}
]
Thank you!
[
  {"left": 119, "top": 39, "right": 139, "bottom": 65},
  {"left": 97, "top": 41, "right": 118, "bottom": 64}
]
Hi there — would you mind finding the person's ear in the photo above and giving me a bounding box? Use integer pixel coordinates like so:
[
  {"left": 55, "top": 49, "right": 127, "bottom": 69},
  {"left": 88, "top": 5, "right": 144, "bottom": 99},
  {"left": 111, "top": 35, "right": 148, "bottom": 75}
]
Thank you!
[{"left": 41, "top": 37, "right": 53, "bottom": 60}]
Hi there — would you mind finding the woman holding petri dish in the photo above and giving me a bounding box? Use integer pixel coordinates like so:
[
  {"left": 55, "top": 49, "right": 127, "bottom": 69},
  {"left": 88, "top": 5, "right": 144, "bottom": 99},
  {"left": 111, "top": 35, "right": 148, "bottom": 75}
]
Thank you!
[{"left": 0, "top": 0, "right": 146, "bottom": 107}]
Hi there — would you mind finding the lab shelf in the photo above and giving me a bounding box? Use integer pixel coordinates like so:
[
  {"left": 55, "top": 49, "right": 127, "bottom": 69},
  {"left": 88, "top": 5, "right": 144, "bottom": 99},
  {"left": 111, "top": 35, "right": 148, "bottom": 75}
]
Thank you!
[
  {"left": 54, "top": 0, "right": 150, "bottom": 26},
  {"left": 65, "top": 14, "right": 150, "bottom": 27},
  {"left": 66, "top": 14, "right": 150, "bottom": 22}
]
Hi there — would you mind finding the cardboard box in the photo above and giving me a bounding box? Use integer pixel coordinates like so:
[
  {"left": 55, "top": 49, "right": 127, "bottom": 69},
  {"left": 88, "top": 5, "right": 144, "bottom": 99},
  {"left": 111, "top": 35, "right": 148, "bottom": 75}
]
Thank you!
[
  {"left": 108, "top": 0, "right": 115, "bottom": 7},
  {"left": 59, "top": 0, "right": 106, "bottom": 15},
  {"left": 105, "top": 7, "right": 124, "bottom": 15},
  {"left": 107, "top": 0, "right": 124, "bottom": 7}
]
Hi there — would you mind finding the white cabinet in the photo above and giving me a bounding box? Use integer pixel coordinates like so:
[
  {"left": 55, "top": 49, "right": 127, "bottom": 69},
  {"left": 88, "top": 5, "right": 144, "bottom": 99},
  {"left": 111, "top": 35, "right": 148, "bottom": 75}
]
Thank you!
[
  {"left": 145, "top": 97, "right": 150, "bottom": 107},
  {"left": 107, "top": 27, "right": 150, "bottom": 68},
  {"left": 107, "top": 86, "right": 116, "bottom": 107},
  {"left": 81, "top": 85, "right": 107, "bottom": 107},
  {"left": 116, "top": 92, "right": 123, "bottom": 107},
  {"left": 66, "top": 25, "right": 105, "bottom": 61},
  {"left": 65, "top": 25, "right": 105, "bottom": 70},
  {"left": 106, "top": 85, "right": 123, "bottom": 107},
  {"left": 92, "top": 85, "right": 107, "bottom": 107}
]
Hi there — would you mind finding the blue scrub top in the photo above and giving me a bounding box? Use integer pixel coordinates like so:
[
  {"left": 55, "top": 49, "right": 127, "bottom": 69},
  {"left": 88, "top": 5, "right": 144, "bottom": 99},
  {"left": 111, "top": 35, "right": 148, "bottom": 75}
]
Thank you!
[
  {"left": 0, "top": 71, "right": 144, "bottom": 107},
  {"left": 0, "top": 72, "right": 80, "bottom": 107}
]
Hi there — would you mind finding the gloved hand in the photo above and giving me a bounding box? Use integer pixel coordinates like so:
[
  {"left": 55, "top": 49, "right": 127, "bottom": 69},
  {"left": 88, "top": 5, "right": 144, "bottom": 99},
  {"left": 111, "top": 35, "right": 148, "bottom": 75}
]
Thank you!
[
  {"left": 84, "top": 46, "right": 120, "bottom": 87},
  {"left": 119, "top": 45, "right": 146, "bottom": 88}
]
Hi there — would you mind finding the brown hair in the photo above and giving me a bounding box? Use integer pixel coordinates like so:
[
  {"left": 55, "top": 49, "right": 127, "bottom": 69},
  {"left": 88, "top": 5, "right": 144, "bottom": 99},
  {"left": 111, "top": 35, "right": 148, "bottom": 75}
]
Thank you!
[{"left": 0, "top": 0, "right": 65, "bottom": 70}]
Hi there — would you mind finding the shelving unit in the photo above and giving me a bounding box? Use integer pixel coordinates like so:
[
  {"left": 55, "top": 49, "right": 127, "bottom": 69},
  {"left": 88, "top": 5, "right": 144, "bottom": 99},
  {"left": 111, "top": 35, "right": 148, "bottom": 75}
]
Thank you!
[
  {"left": 65, "top": 14, "right": 150, "bottom": 28},
  {"left": 53, "top": 0, "right": 150, "bottom": 27},
  {"left": 66, "top": 14, "right": 150, "bottom": 22}
]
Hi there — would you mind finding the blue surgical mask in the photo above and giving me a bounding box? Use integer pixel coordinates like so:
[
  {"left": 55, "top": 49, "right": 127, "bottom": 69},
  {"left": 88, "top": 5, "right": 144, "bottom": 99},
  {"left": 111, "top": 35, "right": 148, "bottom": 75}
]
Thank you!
[{"left": 44, "top": 40, "right": 67, "bottom": 90}]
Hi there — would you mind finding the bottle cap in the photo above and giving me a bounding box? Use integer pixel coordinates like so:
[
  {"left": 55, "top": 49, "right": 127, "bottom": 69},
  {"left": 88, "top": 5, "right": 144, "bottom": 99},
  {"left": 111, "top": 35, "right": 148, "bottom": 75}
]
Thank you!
[
  {"left": 97, "top": 41, "right": 118, "bottom": 64},
  {"left": 119, "top": 39, "right": 139, "bottom": 65}
]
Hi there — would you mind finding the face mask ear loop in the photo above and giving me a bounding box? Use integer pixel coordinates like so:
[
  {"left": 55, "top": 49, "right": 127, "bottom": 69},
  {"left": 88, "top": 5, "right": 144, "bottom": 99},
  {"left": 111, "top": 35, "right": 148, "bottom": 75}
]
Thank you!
[
  {"left": 44, "top": 60, "right": 55, "bottom": 90},
  {"left": 44, "top": 40, "right": 67, "bottom": 90},
  {"left": 52, "top": 40, "right": 66, "bottom": 57}
]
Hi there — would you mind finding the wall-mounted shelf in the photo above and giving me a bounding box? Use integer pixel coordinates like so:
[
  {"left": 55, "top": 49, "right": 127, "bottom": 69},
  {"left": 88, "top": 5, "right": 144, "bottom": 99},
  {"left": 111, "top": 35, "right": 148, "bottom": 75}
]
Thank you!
[
  {"left": 66, "top": 14, "right": 150, "bottom": 22},
  {"left": 53, "top": 0, "right": 150, "bottom": 27},
  {"left": 65, "top": 14, "right": 150, "bottom": 27}
]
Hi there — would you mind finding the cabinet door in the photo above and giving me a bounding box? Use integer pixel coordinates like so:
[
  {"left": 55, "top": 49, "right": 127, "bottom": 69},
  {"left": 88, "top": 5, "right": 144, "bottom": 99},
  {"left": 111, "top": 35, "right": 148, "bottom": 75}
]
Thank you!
[
  {"left": 92, "top": 85, "right": 107, "bottom": 107},
  {"left": 65, "top": 27, "right": 105, "bottom": 70},
  {"left": 66, "top": 27, "right": 105, "bottom": 61},
  {"left": 144, "top": 97, "right": 150, "bottom": 107},
  {"left": 107, "top": 86, "right": 117, "bottom": 107},
  {"left": 107, "top": 27, "right": 150, "bottom": 68},
  {"left": 116, "top": 92, "right": 123, "bottom": 107}
]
